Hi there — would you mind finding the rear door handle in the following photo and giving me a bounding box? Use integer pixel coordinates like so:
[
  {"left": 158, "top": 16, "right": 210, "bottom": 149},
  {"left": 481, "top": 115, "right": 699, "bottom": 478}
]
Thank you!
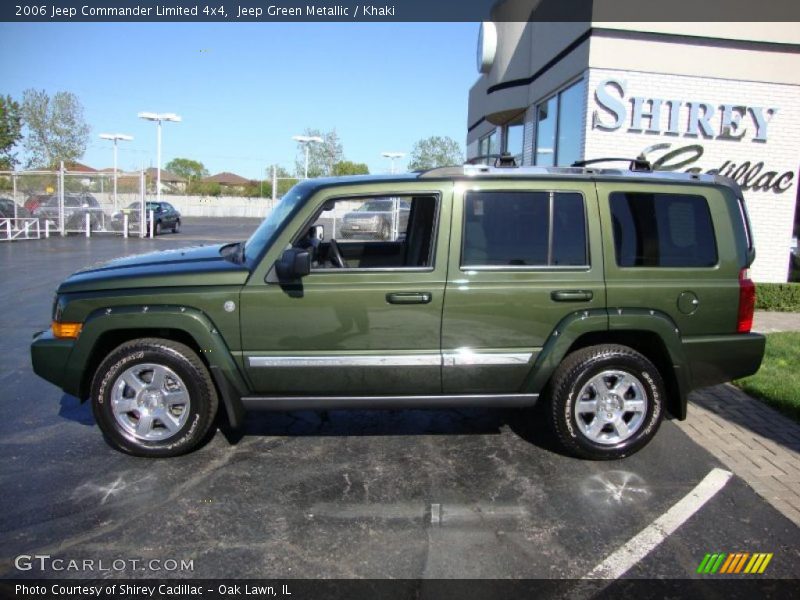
[
  {"left": 551, "top": 290, "right": 593, "bottom": 302},
  {"left": 386, "top": 292, "right": 432, "bottom": 305}
]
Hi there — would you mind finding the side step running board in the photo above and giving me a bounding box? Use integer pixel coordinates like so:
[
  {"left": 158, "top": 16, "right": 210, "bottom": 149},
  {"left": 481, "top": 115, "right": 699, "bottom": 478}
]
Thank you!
[{"left": 240, "top": 393, "right": 538, "bottom": 412}]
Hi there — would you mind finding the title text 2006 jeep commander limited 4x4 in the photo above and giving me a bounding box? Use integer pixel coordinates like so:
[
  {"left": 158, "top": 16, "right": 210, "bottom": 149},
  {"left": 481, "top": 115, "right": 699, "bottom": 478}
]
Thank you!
[{"left": 31, "top": 159, "right": 765, "bottom": 459}]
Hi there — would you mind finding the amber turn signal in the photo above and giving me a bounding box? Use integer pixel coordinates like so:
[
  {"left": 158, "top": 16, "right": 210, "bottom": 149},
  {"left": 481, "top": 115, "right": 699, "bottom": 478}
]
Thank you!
[{"left": 52, "top": 321, "right": 82, "bottom": 339}]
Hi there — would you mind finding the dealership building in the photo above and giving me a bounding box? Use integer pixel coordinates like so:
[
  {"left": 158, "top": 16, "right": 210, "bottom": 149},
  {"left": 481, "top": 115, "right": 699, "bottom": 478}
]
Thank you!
[{"left": 467, "top": 13, "right": 800, "bottom": 282}]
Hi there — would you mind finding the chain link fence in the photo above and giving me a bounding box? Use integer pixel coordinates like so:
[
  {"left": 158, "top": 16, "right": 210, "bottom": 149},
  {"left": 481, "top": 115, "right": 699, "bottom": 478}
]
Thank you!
[{"left": 0, "top": 167, "right": 148, "bottom": 240}]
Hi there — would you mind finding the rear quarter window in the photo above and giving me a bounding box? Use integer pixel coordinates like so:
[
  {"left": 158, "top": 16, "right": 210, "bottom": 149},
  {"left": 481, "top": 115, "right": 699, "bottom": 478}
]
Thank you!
[{"left": 609, "top": 192, "right": 717, "bottom": 268}]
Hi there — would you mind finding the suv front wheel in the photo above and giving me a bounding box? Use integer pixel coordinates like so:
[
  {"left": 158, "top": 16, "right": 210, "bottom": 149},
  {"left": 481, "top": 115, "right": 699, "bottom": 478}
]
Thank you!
[
  {"left": 90, "top": 338, "right": 219, "bottom": 457},
  {"left": 546, "top": 344, "right": 664, "bottom": 460}
]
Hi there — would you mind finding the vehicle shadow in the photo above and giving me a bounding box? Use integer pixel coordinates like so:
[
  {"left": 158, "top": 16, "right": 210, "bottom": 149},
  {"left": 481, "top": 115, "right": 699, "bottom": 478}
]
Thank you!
[
  {"left": 219, "top": 405, "right": 567, "bottom": 456},
  {"left": 58, "top": 394, "right": 94, "bottom": 426},
  {"left": 59, "top": 393, "right": 569, "bottom": 457}
]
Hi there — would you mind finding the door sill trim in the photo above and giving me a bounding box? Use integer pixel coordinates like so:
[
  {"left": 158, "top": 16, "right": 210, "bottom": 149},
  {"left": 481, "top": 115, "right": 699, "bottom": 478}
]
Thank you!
[{"left": 240, "top": 393, "right": 538, "bottom": 411}]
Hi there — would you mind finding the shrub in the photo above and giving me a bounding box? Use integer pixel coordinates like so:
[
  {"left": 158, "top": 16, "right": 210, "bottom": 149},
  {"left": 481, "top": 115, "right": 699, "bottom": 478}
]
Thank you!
[{"left": 756, "top": 282, "right": 800, "bottom": 312}]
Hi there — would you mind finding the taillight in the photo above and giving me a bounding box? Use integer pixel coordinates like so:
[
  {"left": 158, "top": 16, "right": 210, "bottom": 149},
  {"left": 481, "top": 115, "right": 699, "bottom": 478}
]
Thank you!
[{"left": 737, "top": 268, "right": 755, "bottom": 333}]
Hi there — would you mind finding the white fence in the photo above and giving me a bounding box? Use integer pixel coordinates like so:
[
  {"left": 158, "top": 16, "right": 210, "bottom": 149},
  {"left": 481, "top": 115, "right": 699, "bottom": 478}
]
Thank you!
[
  {"left": 155, "top": 195, "right": 279, "bottom": 218},
  {"left": 0, "top": 218, "right": 40, "bottom": 241}
]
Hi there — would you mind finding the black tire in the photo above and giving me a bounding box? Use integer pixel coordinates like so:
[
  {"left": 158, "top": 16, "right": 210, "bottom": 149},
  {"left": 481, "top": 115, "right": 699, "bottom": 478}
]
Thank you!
[
  {"left": 154, "top": 220, "right": 161, "bottom": 236},
  {"left": 172, "top": 219, "right": 180, "bottom": 234},
  {"left": 90, "top": 338, "right": 219, "bottom": 457},
  {"left": 545, "top": 344, "right": 664, "bottom": 460}
]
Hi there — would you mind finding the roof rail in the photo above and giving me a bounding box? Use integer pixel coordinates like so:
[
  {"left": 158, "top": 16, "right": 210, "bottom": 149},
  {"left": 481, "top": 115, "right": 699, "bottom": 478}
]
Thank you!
[{"left": 572, "top": 157, "right": 652, "bottom": 172}]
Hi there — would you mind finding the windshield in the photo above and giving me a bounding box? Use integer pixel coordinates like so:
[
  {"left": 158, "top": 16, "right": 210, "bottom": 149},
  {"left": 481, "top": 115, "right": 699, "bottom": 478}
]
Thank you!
[{"left": 243, "top": 182, "right": 313, "bottom": 261}]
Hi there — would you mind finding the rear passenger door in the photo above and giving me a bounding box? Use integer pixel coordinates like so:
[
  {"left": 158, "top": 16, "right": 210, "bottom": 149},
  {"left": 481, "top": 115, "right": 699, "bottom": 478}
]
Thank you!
[
  {"left": 441, "top": 181, "right": 606, "bottom": 394},
  {"left": 597, "top": 183, "right": 739, "bottom": 336}
]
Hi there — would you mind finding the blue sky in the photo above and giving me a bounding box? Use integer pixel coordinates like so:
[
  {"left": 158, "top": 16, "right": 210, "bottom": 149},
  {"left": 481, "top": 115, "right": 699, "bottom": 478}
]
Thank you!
[{"left": 0, "top": 22, "right": 479, "bottom": 179}]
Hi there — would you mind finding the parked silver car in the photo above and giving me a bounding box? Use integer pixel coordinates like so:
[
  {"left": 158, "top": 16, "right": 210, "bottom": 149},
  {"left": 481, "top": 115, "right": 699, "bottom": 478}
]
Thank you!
[{"left": 339, "top": 198, "right": 411, "bottom": 240}]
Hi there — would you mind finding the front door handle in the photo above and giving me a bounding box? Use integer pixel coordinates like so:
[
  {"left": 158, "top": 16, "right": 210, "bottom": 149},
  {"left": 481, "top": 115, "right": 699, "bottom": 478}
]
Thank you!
[
  {"left": 386, "top": 292, "right": 432, "bottom": 305},
  {"left": 551, "top": 290, "right": 593, "bottom": 302}
]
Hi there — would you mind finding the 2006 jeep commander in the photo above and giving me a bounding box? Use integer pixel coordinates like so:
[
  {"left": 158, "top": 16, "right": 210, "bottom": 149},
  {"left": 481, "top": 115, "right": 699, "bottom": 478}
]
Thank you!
[{"left": 31, "top": 159, "right": 765, "bottom": 459}]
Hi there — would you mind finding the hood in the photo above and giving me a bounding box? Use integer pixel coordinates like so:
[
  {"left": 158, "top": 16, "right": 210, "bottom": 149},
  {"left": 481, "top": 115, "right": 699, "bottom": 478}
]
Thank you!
[{"left": 58, "top": 244, "right": 250, "bottom": 293}]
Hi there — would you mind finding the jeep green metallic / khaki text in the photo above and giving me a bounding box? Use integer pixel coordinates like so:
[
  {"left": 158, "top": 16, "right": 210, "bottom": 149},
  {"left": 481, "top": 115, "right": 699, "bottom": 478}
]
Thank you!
[{"left": 31, "top": 161, "right": 765, "bottom": 458}]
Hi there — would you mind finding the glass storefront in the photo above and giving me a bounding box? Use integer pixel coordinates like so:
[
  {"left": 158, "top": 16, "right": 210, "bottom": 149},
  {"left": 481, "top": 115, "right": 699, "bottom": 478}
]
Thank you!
[{"left": 534, "top": 79, "right": 586, "bottom": 167}]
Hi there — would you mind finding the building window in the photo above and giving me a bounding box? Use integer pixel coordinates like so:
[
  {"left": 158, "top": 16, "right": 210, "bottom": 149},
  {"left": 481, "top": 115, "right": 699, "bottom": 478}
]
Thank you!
[
  {"left": 462, "top": 191, "right": 588, "bottom": 267},
  {"left": 534, "top": 79, "right": 586, "bottom": 167},
  {"left": 609, "top": 192, "right": 717, "bottom": 268},
  {"left": 503, "top": 121, "right": 524, "bottom": 165},
  {"left": 478, "top": 130, "right": 499, "bottom": 162}
]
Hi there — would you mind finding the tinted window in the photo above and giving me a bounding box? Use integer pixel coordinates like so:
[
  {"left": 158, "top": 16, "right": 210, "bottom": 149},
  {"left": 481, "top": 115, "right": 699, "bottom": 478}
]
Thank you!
[
  {"left": 462, "top": 191, "right": 587, "bottom": 267},
  {"left": 610, "top": 192, "right": 717, "bottom": 267}
]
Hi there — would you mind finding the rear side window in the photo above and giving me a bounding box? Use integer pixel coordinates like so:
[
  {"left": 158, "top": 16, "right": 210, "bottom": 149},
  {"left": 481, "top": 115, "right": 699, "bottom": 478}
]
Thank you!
[
  {"left": 609, "top": 192, "right": 717, "bottom": 267},
  {"left": 462, "top": 191, "right": 588, "bottom": 267}
]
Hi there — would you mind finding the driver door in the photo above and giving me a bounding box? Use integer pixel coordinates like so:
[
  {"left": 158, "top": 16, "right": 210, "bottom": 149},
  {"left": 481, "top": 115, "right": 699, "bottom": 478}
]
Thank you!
[{"left": 239, "top": 182, "right": 452, "bottom": 395}]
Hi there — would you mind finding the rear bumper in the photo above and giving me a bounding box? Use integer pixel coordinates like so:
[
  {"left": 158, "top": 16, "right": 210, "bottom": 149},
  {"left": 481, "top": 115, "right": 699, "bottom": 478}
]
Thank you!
[
  {"left": 31, "top": 330, "right": 77, "bottom": 394},
  {"left": 682, "top": 333, "right": 766, "bottom": 389}
]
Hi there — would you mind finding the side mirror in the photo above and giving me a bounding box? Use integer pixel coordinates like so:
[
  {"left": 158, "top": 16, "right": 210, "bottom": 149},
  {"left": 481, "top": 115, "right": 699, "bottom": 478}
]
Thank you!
[
  {"left": 274, "top": 247, "right": 311, "bottom": 280},
  {"left": 309, "top": 224, "right": 324, "bottom": 240}
]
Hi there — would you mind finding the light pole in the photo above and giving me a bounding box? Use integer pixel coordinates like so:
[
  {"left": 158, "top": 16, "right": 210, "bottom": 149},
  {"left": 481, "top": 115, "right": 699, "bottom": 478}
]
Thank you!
[
  {"left": 99, "top": 133, "right": 133, "bottom": 211},
  {"left": 138, "top": 112, "right": 181, "bottom": 202},
  {"left": 292, "top": 135, "right": 323, "bottom": 179},
  {"left": 381, "top": 151, "right": 405, "bottom": 174}
]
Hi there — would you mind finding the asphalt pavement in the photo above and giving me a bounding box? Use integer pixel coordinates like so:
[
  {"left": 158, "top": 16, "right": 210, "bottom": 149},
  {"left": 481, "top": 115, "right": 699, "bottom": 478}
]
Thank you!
[{"left": 0, "top": 218, "right": 798, "bottom": 583}]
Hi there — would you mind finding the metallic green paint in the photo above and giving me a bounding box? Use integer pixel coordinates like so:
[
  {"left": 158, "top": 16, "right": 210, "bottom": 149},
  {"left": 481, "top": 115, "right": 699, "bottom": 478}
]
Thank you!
[{"left": 31, "top": 171, "right": 765, "bottom": 426}]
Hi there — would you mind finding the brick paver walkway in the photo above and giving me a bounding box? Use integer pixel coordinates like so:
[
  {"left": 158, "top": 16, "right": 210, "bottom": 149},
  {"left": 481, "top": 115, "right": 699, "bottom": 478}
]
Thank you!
[{"left": 677, "top": 384, "right": 800, "bottom": 526}]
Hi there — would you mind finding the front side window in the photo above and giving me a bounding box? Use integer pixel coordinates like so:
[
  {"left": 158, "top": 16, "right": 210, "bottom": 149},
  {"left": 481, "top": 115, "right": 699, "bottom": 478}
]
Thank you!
[
  {"left": 298, "top": 194, "right": 438, "bottom": 270},
  {"left": 609, "top": 192, "right": 717, "bottom": 267},
  {"left": 462, "top": 191, "right": 588, "bottom": 267}
]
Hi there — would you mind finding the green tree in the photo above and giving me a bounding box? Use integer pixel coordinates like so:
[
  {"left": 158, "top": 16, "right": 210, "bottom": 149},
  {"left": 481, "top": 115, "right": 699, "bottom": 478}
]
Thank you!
[
  {"left": 0, "top": 95, "right": 23, "bottom": 170},
  {"left": 294, "top": 128, "right": 344, "bottom": 178},
  {"left": 165, "top": 158, "right": 208, "bottom": 181},
  {"left": 407, "top": 135, "right": 463, "bottom": 171},
  {"left": 266, "top": 164, "right": 299, "bottom": 197},
  {"left": 21, "top": 89, "right": 90, "bottom": 169},
  {"left": 187, "top": 181, "right": 221, "bottom": 197},
  {"left": 332, "top": 160, "right": 369, "bottom": 176}
]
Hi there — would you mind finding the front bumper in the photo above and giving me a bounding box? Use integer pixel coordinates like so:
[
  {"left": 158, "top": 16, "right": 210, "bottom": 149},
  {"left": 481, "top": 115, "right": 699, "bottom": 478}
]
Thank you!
[
  {"left": 31, "top": 329, "right": 76, "bottom": 394},
  {"left": 682, "top": 333, "right": 766, "bottom": 389}
]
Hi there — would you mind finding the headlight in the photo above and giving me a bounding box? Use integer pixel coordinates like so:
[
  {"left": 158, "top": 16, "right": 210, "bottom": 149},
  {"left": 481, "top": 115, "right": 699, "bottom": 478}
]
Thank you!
[{"left": 51, "top": 295, "right": 82, "bottom": 338}]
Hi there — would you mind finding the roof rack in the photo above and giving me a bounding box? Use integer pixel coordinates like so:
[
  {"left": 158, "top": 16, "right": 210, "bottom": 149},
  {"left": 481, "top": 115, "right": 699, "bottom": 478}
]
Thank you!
[
  {"left": 465, "top": 152, "right": 518, "bottom": 168},
  {"left": 572, "top": 157, "right": 652, "bottom": 172}
]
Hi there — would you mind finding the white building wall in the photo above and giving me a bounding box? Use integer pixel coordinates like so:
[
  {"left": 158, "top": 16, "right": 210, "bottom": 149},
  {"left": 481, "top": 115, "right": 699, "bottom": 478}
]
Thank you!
[{"left": 583, "top": 68, "right": 800, "bottom": 282}]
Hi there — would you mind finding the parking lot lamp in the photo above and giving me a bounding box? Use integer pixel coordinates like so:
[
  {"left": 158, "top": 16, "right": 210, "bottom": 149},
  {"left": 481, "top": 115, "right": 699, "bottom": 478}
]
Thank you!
[
  {"left": 138, "top": 112, "right": 181, "bottom": 202},
  {"left": 292, "top": 135, "right": 323, "bottom": 179},
  {"left": 381, "top": 151, "right": 405, "bottom": 174},
  {"left": 99, "top": 133, "right": 133, "bottom": 210}
]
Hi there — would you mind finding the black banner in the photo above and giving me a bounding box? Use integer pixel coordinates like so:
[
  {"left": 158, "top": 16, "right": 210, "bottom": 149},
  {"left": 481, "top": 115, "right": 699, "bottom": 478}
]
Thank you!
[
  {"left": 3, "top": 0, "right": 800, "bottom": 23},
  {"left": 2, "top": 579, "right": 799, "bottom": 600}
]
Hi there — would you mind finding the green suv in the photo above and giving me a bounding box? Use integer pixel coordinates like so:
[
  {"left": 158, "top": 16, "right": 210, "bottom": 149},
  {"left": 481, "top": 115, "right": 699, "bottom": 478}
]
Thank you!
[{"left": 31, "top": 161, "right": 765, "bottom": 459}]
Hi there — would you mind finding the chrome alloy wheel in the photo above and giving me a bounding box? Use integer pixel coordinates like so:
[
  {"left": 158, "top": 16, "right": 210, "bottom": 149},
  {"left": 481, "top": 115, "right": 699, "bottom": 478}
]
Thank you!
[
  {"left": 574, "top": 370, "right": 648, "bottom": 445},
  {"left": 110, "top": 363, "right": 191, "bottom": 441}
]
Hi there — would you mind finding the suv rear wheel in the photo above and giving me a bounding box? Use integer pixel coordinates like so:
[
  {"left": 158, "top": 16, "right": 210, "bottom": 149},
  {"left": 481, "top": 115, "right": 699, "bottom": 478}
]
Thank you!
[
  {"left": 90, "top": 338, "right": 218, "bottom": 457},
  {"left": 545, "top": 344, "right": 664, "bottom": 460}
]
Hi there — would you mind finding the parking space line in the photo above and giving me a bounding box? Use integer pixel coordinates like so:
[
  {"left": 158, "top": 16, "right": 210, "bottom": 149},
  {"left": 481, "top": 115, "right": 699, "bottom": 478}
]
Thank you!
[{"left": 584, "top": 468, "right": 733, "bottom": 580}]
